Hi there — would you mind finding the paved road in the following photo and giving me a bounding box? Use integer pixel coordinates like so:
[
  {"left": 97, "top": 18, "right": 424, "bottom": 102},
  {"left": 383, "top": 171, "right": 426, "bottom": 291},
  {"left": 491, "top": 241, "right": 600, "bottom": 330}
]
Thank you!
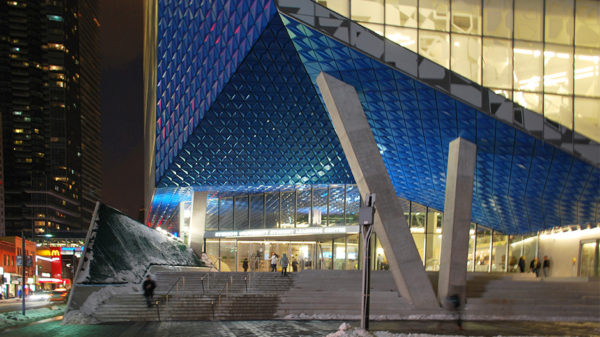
[
  {"left": 0, "top": 299, "right": 53, "bottom": 313},
  {"left": 2, "top": 319, "right": 600, "bottom": 336}
]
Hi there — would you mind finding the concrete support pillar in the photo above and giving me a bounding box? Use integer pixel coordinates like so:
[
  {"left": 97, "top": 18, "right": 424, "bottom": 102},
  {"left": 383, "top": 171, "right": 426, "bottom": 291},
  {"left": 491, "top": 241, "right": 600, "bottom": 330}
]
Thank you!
[
  {"left": 190, "top": 191, "right": 208, "bottom": 256},
  {"left": 437, "top": 137, "right": 476, "bottom": 308},
  {"left": 317, "top": 72, "right": 438, "bottom": 308}
]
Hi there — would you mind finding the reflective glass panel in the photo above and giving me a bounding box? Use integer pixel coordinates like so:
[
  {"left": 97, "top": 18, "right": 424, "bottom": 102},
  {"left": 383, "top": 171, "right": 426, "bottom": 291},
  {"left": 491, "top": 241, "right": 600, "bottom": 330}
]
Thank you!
[
  {"left": 451, "top": 34, "right": 481, "bottom": 83},
  {"left": 522, "top": 234, "right": 538, "bottom": 262},
  {"left": 249, "top": 194, "right": 264, "bottom": 229},
  {"left": 317, "top": 240, "right": 332, "bottom": 270},
  {"left": 508, "top": 235, "right": 524, "bottom": 272},
  {"left": 574, "top": 48, "right": 600, "bottom": 97},
  {"left": 419, "top": 0, "right": 450, "bottom": 31},
  {"left": 492, "top": 89, "right": 512, "bottom": 100},
  {"left": 334, "top": 237, "right": 346, "bottom": 270},
  {"left": 574, "top": 97, "right": 600, "bottom": 142},
  {"left": 265, "top": 193, "right": 279, "bottom": 228},
  {"left": 219, "top": 197, "right": 233, "bottom": 230},
  {"left": 483, "top": 38, "right": 512, "bottom": 89},
  {"left": 318, "top": 0, "right": 349, "bottom": 16},
  {"left": 451, "top": 0, "right": 480, "bottom": 35},
  {"left": 398, "top": 198, "right": 410, "bottom": 224},
  {"left": 360, "top": 23, "right": 384, "bottom": 35},
  {"left": 205, "top": 239, "right": 220, "bottom": 270},
  {"left": 234, "top": 196, "right": 248, "bottom": 230},
  {"left": 351, "top": 0, "right": 384, "bottom": 24},
  {"left": 575, "top": 0, "right": 600, "bottom": 48},
  {"left": 296, "top": 188, "right": 311, "bottom": 228},
  {"left": 483, "top": 0, "right": 512, "bottom": 38},
  {"left": 514, "top": 91, "right": 542, "bottom": 113},
  {"left": 413, "top": 232, "right": 425, "bottom": 262},
  {"left": 347, "top": 234, "right": 359, "bottom": 270},
  {"left": 345, "top": 185, "right": 360, "bottom": 226},
  {"left": 491, "top": 232, "right": 508, "bottom": 272},
  {"left": 329, "top": 186, "right": 345, "bottom": 226},
  {"left": 467, "top": 223, "right": 476, "bottom": 271},
  {"left": 514, "top": 0, "right": 543, "bottom": 41},
  {"left": 280, "top": 191, "right": 295, "bottom": 228},
  {"left": 425, "top": 232, "right": 442, "bottom": 271},
  {"left": 419, "top": 30, "right": 450, "bottom": 68},
  {"left": 410, "top": 202, "right": 426, "bottom": 229},
  {"left": 545, "top": 0, "right": 574, "bottom": 45},
  {"left": 206, "top": 197, "right": 219, "bottom": 231},
  {"left": 514, "top": 41, "right": 543, "bottom": 92},
  {"left": 386, "top": 26, "right": 417, "bottom": 52},
  {"left": 385, "top": 0, "right": 418, "bottom": 28},
  {"left": 475, "top": 226, "right": 492, "bottom": 272},
  {"left": 313, "top": 187, "right": 328, "bottom": 227},
  {"left": 374, "top": 237, "right": 388, "bottom": 270},
  {"left": 544, "top": 44, "right": 573, "bottom": 94},
  {"left": 544, "top": 94, "right": 573, "bottom": 129}
]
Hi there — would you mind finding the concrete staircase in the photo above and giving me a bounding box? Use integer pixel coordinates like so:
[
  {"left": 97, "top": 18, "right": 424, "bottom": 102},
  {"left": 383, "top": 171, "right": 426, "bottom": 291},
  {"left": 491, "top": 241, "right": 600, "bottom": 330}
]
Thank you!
[
  {"left": 91, "top": 270, "right": 600, "bottom": 322},
  {"left": 93, "top": 272, "right": 293, "bottom": 322}
]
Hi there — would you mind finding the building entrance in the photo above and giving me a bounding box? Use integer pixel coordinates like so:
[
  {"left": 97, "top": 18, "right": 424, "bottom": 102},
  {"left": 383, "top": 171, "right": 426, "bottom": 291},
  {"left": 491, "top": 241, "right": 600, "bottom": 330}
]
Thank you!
[{"left": 579, "top": 239, "right": 599, "bottom": 277}]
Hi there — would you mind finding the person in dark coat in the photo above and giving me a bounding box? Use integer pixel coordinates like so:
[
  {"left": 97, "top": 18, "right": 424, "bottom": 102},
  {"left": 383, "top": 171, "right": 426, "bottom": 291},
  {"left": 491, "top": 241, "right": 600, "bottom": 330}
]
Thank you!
[
  {"left": 242, "top": 257, "right": 249, "bottom": 272},
  {"left": 542, "top": 256, "right": 550, "bottom": 278},
  {"left": 518, "top": 256, "right": 526, "bottom": 273},
  {"left": 529, "top": 257, "right": 541, "bottom": 277},
  {"left": 142, "top": 275, "right": 157, "bottom": 307},
  {"left": 292, "top": 258, "right": 299, "bottom": 272},
  {"left": 280, "top": 253, "right": 289, "bottom": 276}
]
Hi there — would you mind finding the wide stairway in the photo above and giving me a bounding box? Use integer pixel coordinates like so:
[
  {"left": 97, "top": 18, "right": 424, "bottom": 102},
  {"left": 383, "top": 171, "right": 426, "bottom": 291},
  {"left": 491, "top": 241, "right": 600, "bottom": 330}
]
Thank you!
[{"left": 92, "top": 270, "right": 600, "bottom": 322}]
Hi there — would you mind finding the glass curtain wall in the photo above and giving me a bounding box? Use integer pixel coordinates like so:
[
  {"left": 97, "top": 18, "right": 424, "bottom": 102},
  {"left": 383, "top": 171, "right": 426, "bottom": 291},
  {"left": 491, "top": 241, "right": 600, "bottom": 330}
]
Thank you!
[{"left": 318, "top": 0, "right": 600, "bottom": 142}]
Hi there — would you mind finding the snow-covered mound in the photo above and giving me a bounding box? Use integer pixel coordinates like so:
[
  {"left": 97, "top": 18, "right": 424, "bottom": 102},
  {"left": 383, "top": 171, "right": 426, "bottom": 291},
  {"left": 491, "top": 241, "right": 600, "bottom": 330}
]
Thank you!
[{"left": 76, "top": 203, "right": 203, "bottom": 284}]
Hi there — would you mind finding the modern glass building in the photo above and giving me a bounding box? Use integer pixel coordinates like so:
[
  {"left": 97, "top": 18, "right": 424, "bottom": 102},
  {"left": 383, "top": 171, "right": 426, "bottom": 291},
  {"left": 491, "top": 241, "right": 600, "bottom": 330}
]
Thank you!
[{"left": 144, "top": 0, "right": 600, "bottom": 277}]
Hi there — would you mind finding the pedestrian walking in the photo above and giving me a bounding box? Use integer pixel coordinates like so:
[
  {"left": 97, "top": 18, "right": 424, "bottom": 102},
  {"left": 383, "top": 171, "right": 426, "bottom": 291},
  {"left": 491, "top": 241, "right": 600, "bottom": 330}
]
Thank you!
[
  {"left": 292, "top": 258, "right": 299, "bottom": 272},
  {"left": 542, "top": 256, "right": 550, "bottom": 278},
  {"left": 242, "top": 257, "right": 249, "bottom": 272},
  {"left": 142, "top": 275, "right": 157, "bottom": 308},
  {"left": 280, "top": 253, "right": 289, "bottom": 276},
  {"left": 270, "top": 253, "right": 278, "bottom": 272},
  {"left": 518, "top": 256, "right": 526, "bottom": 273},
  {"left": 529, "top": 257, "right": 541, "bottom": 277}
]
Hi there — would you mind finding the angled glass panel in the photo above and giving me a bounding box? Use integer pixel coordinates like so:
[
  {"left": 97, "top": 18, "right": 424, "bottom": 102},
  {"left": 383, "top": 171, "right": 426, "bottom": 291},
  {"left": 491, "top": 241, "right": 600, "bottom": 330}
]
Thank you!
[
  {"left": 219, "top": 197, "right": 233, "bottom": 231},
  {"left": 544, "top": 44, "right": 573, "bottom": 95},
  {"left": 483, "top": 38, "right": 512, "bottom": 89},
  {"left": 385, "top": 0, "right": 418, "bottom": 28},
  {"left": 234, "top": 196, "right": 249, "bottom": 230},
  {"left": 419, "top": 30, "right": 450, "bottom": 68},
  {"left": 514, "top": 0, "right": 543, "bottom": 42},
  {"left": 280, "top": 191, "right": 296, "bottom": 228},
  {"left": 313, "top": 186, "right": 328, "bottom": 227},
  {"left": 514, "top": 91, "right": 542, "bottom": 113},
  {"left": 574, "top": 97, "right": 600, "bottom": 142},
  {"left": 483, "top": 0, "right": 512, "bottom": 38},
  {"left": 296, "top": 187, "right": 311, "bottom": 228},
  {"left": 410, "top": 202, "right": 427, "bottom": 230},
  {"left": 249, "top": 194, "right": 264, "bottom": 229},
  {"left": 575, "top": 0, "right": 600, "bottom": 48},
  {"left": 361, "top": 22, "right": 384, "bottom": 35},
  {"left": 318, "top": 0, "right": 349, "bottom": 16},
  {"left": 419, "top": 0, "right": 450, "bottom": 31},
  {"left": 351, "top": 0, "right": 384, "bottom": 24},
  {"left": 514, "top": 41, "right": 543, "bottom": 92},
  {"left": 345, "top": 185, "right": 360, "bottom": 226},
  {"left": 329, "top": 185, "right": 345, "bottom": 226},
  {"left": 451, "top": 0, "right": 481, "bottom": 35},
  {"left": 386, "top": 26, "right": 417, "bottom": 52},
  {"left": 206, "top": 197, "right": 219, "bottom": 231},
  {"left": 545, "top": 0, "right": 574, "bottom": 45},
  {"left": 265, "top": 193, "right": 279, "bottom": 229},
  {"left": 574, "top": 47, "right": 600, "bottom": 97},
  {"left": 544, "top": 94, "right": 573, "bottom": 129},
  {"left": 451, "top": 34, "right": 481, "bottom": 84}
]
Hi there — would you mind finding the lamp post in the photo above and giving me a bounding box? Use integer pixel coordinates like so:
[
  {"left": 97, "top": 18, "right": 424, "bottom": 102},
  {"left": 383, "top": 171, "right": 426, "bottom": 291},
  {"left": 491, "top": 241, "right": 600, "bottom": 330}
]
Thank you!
[{"left": 359, "top": 193, "right": 376, "bottom": 330}]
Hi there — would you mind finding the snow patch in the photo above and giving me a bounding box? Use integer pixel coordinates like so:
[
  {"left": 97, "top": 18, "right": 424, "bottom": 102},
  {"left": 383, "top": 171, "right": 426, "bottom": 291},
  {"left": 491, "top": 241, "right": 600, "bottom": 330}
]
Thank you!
[
  {"left": 0, "top": 305, "right": 65, "bottom": 329},
  {"left": 63, "top": 286, "right": 130, "bottom": 324},
  {"left": 325, "top": 323, "right": 464, "bottom": 337}
]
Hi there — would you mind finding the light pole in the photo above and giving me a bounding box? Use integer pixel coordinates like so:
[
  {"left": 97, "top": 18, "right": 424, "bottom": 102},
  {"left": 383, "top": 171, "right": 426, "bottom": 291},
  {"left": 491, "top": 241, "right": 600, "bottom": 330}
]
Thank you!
[{"left": 359, "top": 193, "right": 376, "bottom": 330}]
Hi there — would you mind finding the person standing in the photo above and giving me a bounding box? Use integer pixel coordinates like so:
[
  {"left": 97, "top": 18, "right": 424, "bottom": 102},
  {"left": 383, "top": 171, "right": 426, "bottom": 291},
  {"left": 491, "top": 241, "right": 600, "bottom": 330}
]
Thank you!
[
  {"left": 142, "top": 275, "right": 157, "bottom": 308},
  {"left": 270, "top": 253, "right": 278, "bottom": 272},
  {"left": 292, "top": 258, "right": 299, "bottom": 272},
  {"left": 542, "top": 256, "right": 550, "bottom": 278},
  {"left": 280, "top": 253, "right": 289, "bottom": 276},
  {"left": 518, "top": 256, "right": 526, "bottom": 273},
  {"left": 242, "top": 257, "right": 249, "bottom": 272},
  {"left": 529, "top": 257, "right": 541, "bottom": 277}
]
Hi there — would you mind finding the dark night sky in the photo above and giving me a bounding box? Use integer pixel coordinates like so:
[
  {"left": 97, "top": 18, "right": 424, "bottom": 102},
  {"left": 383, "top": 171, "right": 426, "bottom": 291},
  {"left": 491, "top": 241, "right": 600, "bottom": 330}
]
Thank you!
[{"left": 99, "top": 0, "right": 144, "bottom": 219}]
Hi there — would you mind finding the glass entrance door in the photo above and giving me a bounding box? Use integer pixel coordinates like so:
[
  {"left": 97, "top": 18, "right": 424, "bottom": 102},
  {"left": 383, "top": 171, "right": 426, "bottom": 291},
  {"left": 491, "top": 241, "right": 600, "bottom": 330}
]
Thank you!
[{"left": 579, "top": 239, "right": 599, "bottom": 277}]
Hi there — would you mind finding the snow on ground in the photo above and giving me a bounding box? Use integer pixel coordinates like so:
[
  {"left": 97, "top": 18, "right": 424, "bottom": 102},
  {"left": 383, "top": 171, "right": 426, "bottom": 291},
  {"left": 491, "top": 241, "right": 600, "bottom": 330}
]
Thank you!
[
  {"left": 62, "top": 285, "right": 132, "bottom": 324},
  {"left": 0, "top": 305, "right": 64, "bottom": 329},
  {"left": 326, "top": 323, "right": 463, "bottom": 337}
]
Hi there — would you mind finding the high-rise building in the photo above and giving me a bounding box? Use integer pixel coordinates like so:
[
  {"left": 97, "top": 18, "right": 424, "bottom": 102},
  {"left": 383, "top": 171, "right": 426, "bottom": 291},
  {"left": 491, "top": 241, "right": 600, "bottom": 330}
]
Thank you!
[
  {"left": 0, "top": 0, "right": 102, "bottom": 237},
  {"left": 144, "top": 0, "right": 599, "bottom": 277}
]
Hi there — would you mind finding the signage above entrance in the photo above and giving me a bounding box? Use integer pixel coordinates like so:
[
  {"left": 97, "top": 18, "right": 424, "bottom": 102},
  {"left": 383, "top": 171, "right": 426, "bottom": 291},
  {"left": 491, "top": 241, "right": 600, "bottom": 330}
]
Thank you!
[{"left": 207, "top": 226, "right": 359, "bottom": 238}]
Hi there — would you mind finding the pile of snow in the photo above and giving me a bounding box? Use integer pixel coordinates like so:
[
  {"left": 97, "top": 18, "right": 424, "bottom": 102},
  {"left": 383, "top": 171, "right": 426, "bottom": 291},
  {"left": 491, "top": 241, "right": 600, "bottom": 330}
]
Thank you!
[
  {"left": 77, "top": 204, "right": 203, "bottom": 284},
  {"left": 0, "top": 305, "right": 64, "bottom": 329},
  {"left": 63, "top": 285, "right": 133, "bottom": 324},
  {"left": 326, "top": 323, "right": 463, "bottom": 337}
]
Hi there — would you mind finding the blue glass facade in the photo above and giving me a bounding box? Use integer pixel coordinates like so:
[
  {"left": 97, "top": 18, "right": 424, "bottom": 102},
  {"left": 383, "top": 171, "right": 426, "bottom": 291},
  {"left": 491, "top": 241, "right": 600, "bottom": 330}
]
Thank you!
[{"left": 151, "top": 0, "right": 599, "bottom": 235}]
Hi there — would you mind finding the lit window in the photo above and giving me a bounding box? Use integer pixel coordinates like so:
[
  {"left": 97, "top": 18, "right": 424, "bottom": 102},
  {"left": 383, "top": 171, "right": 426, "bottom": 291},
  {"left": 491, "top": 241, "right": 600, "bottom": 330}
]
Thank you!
[
  {"left": 14, "top": 129, "right": 23, "bottom": 133},
  {"left": 13, "top": 111, "right": 21, "bottom": 115},
  {"left": 47, "top": 15, "right": 63, "bottom": 22},
  {"left": 48, "top": 65, "right": 64, "bottom": 71}
]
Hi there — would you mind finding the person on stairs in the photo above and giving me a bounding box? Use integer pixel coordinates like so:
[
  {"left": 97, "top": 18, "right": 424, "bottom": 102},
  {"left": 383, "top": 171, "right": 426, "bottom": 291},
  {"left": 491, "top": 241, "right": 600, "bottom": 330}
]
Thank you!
[
  {"left": 143, "top": 275, "right": 157, "bottom": 308},
  {"left": 270, "top": 253, "right": 278, "bottom": 272},
  {"left": 280, "top": 253, "right": 289, "bottom": 276}
]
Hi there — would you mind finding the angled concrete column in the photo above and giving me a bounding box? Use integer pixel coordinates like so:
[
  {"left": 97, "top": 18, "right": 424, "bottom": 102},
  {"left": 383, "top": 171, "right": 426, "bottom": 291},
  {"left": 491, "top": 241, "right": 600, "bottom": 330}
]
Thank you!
[
  {"left": 317, "top": 72, "right": 438, "bottom": 308},
  {"left": 190, "top": 191, "right": 208, "bottom": 255},
  {"left": 437, "top": 137, "right": 476, "bottom": 308}
]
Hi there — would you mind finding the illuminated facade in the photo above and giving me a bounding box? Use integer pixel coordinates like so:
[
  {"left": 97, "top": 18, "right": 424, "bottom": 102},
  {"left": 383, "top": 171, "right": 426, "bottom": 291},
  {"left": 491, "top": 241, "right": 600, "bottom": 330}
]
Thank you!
[
  {"left": 144, "top": 0, "right": 600, "bottom": 276},
  {"left": 0, "top": 1, "right": 102, "bottom": 236}
]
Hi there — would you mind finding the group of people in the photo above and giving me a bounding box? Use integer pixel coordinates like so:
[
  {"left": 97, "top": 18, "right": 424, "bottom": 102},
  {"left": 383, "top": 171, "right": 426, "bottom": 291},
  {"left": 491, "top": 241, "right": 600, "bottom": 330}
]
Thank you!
[
  {"left": 240, "top": 253, "right": 299, "bottom": 275},
  {"left": 517, "top": 255, "right": 551, "bottom": 277}
]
